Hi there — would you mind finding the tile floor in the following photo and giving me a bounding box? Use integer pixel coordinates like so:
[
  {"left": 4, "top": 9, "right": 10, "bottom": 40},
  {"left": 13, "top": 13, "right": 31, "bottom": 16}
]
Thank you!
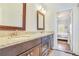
[
  {"left": 49, "top": 50, "right": 73, "bottom": 56},
  {"left": 49, "top": 40, "right": 74, "bottom": 56},
  {"left": 57, "top": 40, "right": 70, "bottom": 52}
]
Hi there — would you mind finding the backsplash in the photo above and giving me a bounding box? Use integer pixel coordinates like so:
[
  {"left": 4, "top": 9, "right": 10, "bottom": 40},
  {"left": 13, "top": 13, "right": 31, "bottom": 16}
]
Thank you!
[
  {"left": 0, "top": 30, "right": 54, "bottom": 37},
  {"left": 0, "top": 31, "right": 26, "bottom": 37}
]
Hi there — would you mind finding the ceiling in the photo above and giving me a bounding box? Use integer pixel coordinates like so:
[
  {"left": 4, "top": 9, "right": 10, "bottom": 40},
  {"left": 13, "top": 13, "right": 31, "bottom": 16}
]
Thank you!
[
  {"left": 55, "top": 3, "right": 76, "bottom": 11},
  {"left": 42, "top": 3, "right": 77, "bottom": 11}
]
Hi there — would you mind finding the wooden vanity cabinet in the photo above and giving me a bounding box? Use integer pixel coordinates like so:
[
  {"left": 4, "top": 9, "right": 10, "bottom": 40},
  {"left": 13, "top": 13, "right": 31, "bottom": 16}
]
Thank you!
[
  {"left": 19, "top": 35, "right": 53, "bottom": 56},
  {"left": 41, "top": 34, "right": 54, "bottom": 56},
  {"left": 0, "top": 34, "right": 54, "bottom": 56},
  {"left": 18, "top": 34, "right": 53, "bottom": 56}
]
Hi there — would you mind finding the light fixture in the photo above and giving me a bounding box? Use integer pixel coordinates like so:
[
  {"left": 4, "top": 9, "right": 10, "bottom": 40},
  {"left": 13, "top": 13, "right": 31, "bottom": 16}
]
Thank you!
[
  {"left": 37, "top": 5, "right": 42, "bottom": 10},
  {"left": 43, "top": 9, "right": 46, "bottom": 15},
  {"left": 37, "top": 5, "right": 46, "bottom": 15}
]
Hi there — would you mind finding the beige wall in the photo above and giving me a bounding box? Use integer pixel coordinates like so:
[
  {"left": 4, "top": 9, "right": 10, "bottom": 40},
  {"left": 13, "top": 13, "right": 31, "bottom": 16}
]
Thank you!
[
  {"left": 72, "top": 6, "right": 79, "bottom": 54},
  {"left": 26, "top": 3, "right": 56, "bottom": 32},
  {"left": 26, "top": 4, "right": 37, "bottom": 31}
]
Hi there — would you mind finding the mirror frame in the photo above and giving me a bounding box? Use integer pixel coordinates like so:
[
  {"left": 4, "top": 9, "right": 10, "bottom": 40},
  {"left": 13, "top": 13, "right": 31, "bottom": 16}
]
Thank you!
[
  {"left": 0, "top": 3, "right": 26, "bottom": 31},
  {"left": 37, "top": 11, "right": 45, "bottom": 30}
]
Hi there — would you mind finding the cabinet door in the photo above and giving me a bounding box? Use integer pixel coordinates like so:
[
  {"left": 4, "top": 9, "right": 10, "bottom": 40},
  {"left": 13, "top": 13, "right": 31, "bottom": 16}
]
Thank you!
[
  {"left": 32, "top": 44, "right": 41, "bottom": 56},
  {"left": 19, "top": 44, "right": 41, "bottom": 56},
  {"left": 41, "top": 41, "right": 49, "bottom": 56},
  {"left": 50, "top": 35, "right": 54, "bottom": 49},
  {"left": 19, "top": 49, "right": 33, "bottom": 56}
]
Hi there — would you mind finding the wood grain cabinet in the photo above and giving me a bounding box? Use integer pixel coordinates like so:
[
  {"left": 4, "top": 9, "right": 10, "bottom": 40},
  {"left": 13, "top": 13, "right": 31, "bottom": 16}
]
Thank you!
[
  {"left": 19, "top": 35, "right": 54, "bottom": 56},
  {"left": 19, "top": 44, "right": 41, "bottom": 56},
  {"left": 0, "top": 34, "right": 54, "bottom": 56},
  {"left": 19, "top": 49, "right": 33, "bottom": 56},
  {"left": 41, "top": 42, "right": 49, "bottom": 56}
]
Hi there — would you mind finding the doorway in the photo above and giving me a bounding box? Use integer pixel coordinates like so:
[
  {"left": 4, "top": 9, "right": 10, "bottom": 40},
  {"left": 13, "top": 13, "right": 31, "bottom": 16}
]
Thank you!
[{"left": 56, "top": 9, "right": 72, "bottom": 52}]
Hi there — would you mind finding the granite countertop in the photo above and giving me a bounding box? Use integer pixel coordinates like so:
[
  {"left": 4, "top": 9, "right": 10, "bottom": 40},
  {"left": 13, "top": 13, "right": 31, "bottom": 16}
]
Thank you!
[{"left": 0, "top": 31, "right": 54, "bottom": 49}]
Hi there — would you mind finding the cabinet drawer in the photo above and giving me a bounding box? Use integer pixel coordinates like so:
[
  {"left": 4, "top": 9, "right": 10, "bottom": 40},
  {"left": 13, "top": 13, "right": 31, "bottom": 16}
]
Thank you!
[
  {"left": 19, "top": 44, "right": 41, "bottom": 56},
  {"left": 41, "top": 36, "right": 48, "bottom": 42},
  {"left": 32, "top": 38, "right": 41, "bottom": 45},
  {"left": 19, "top": 49, "right": 33, "bottom": 56},
  {"left": 41, "top": 36, "right": 49, "bottom": 44}
]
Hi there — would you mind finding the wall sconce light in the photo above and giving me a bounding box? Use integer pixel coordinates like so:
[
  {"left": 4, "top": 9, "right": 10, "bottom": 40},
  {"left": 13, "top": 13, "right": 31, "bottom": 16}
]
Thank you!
[
  {"left": 43, "top": 10, "right": 46, "bottom": 14},
  {"left": 37, "top": 5, "right": 46, "bottom": 15},
  {"left": 37, "top": 5, "right": 42, "bottom": 10}
]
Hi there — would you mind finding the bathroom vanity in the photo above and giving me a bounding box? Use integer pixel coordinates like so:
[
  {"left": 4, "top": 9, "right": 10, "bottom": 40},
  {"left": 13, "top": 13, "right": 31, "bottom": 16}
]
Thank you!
[
  {"left": 0, "top": 31, "right": 54, "bottom": 56},
  {"left": 0, "top": 3, "right": 54, "bottom": 56}
]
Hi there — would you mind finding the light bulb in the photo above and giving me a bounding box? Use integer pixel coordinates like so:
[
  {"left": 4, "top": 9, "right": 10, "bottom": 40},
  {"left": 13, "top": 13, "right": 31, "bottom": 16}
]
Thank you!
[{"left": 37, "top": 5, "right": 42, "bottom": 11}]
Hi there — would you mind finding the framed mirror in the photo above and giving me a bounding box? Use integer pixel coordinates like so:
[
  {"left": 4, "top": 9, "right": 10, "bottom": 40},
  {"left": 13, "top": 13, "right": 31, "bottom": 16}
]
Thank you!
[
  {"left": 37, "top": 11, "right": 45, "bottom": 30},
  {"left": 0, "top": 3, "right": 26, "bottom": 30}
]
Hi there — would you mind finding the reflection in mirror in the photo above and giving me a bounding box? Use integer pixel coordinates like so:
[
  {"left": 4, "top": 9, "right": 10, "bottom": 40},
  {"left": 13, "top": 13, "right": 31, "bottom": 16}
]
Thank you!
[
  {"left": 37, "top": 11, "right": 45, "bottom": 30},
  {"left": 0, "top": 3, "right": 26, "bottom": 30}
]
